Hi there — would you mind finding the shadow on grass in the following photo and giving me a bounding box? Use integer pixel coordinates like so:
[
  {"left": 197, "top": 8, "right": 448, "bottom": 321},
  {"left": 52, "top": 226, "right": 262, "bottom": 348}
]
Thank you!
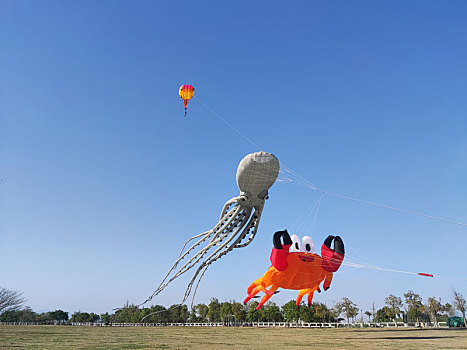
[
  {"left": 346, "top": 336, "right": 454, "bottom": 340},
  {"left": 351, "top": 328, "right": 466, "bottom": 333}
]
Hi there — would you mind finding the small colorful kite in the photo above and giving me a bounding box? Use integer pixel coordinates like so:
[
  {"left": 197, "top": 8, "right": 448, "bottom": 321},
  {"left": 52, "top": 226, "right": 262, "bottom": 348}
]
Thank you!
[{"left": 179, "top": 84, "right": 195, "bottom": 116}]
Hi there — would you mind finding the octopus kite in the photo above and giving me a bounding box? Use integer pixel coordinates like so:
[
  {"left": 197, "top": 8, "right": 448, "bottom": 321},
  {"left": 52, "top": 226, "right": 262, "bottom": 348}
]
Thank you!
[
  {"left": 244, "top": 230, "right": 345, "bottom": 309},
  {"left": 144, "top": 151, "right": 280, "bottom": 305}
]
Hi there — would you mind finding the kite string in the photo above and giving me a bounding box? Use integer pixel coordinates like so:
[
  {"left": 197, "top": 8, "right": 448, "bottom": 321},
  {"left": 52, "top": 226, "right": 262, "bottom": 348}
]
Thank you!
[
  {"left": 195, "top": 96, "right": 467, "bottom": 228},
  {"left": 324, "top": 191, "right": 467, "bottom": 227},
  {"left": 341, "top": 261, "right": 467, "bottom": 281},
  {"left": 194, "top": 97, "right": 263, "bottom": 151}
]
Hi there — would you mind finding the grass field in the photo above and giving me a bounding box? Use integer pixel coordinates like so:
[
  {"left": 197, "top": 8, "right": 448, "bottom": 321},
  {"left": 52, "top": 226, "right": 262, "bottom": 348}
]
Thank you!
[{"left": 1, "top": 325, "right": 466, "bottom": 350}]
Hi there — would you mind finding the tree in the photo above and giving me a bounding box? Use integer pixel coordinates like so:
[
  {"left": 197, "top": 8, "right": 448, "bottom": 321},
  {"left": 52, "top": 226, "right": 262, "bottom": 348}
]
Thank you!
[
  {"left": 207, "top": 298, "right": 221, "bottom": 322},
  {"left": 453, "top": 290, "right": 466, "bottom": 328},
  {"left": 49, "top": 310, "right": 69, "bottom": 324},
  {"left": 188, "top": 309, "right": 198, "bottom": 323},
  {"left": 70, "top": 311, "right": 96, "bottom": 323},
  {"left": 168, "top": 304, "right": 188, "bottom": 323},
  {"left": 426, "top": 297, "right": 442, "bottom": 327},
  {"left": 220, "top": 302, "right": 232, "bottom": 322},
  {"left": 0, "top": 308, "right": 37, "bottom": 322},
  {"left": 282, "top": 300, "right": 300, "bottom": 322},
  {"left": 141, "top": 305, "right": 168, "bottom": 323},
  {"left": 404, "top": 290, "right": 423, "bottom": 326},
  {"left": 231, "top": 302, "right": 246, "bottom": 322},
  {"left": 334, "top": 297, "right": 358, "bottom": 324},
  {"left": 246, "top": 301, "right": 263, "bottom": 322},
  {"left": 313, "top": 303, "right": 329, "bottom": 323},
  {"left": 376, "top": 306, "right": 395, "bottom": 322},
  {"left": 0, "top": 287, "right": 26, "bottom": 314},
  {"left": 111, "top": 302, "right": 142, "bottom": 323},
  {"left": 299, "top": 303, "right": 315, "bottom": 323},
  {"left": 101, "top": 312, "right": 111, "bottom": 324},
  {"left": 444, "top": 303, "right": 455, "bottom": 318},
  {"left": 176, "top": 305, "right": 188, "bottom": 323},
  {"left": 18, "top": 307, "right": 36, "bottom": 322},
  {"left": 384, "top": 294, "right": 403, "bottom": 324},
  {"left": 364, "top": 311, "right": 372, "bottom": 322},
  {"left": 194, "top": 303, "right": 208, "bottom": 323},
  {"left": 263, "top": 302, "right": 282, "bottom": 322}
]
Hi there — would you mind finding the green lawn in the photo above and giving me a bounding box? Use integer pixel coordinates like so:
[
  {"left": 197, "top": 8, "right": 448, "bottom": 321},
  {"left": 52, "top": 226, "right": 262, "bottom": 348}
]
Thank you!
[{"left": 0, "top": 325, "right": 466, "bottom": 350}]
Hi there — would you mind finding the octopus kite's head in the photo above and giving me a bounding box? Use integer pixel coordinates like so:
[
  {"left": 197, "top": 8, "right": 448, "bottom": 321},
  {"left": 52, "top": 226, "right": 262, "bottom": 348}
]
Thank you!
[{"left": 236, "top": 151, "right": 280, "bottom": 203}]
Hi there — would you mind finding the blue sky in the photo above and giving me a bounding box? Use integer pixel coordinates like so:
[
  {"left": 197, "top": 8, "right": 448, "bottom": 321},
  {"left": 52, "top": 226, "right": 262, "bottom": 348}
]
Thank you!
[{"left": 1, "top": 0, "right": 466, "bottom": 315}]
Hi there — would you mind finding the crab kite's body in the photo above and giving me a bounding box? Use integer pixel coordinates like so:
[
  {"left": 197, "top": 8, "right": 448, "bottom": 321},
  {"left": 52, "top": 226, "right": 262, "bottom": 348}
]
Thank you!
[{"left": 244, "top": 230, "right": 345, "bottom": 309}]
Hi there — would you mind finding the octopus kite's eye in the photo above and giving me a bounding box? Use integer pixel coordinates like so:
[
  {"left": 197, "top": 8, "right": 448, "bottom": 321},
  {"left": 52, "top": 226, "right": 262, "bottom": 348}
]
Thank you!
[
  {"left": 302, "top": 236, "right": 315, "bottom": 253},
  {"left": 290, "top": 235, "right": 301, "bottom": 252}
]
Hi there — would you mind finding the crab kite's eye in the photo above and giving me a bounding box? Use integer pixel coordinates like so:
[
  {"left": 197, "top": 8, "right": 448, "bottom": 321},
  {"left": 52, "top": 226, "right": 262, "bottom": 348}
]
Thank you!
[
  {"left": 290, "top": 235, "right": 301, "bottom": 252},
  {"left": 302, "top": 236, "right": 315, "bottom": 253}
]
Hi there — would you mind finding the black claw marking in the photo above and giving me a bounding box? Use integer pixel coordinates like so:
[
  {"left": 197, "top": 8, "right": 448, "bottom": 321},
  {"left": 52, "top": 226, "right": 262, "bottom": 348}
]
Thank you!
[
  {"left": 323, "top": 235, "right": 335, "bottom": 249},
  {"left": 323, "top": 235, "right": 345, "bottom": 255},
  {"left": 334, "top": 236, "right": 345, "bottom": 255},
  {"left": 273, "top": 230, "right": 292, "bottom": 249},
  {"left": 324, "top": 286, "right": 330, "bottom": 291}
]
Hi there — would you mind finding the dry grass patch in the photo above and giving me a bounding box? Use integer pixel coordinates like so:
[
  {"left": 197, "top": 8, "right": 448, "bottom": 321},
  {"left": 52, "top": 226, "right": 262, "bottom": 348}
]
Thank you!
[{"left": 0, "top": 325, "right": 466, "bottom": 350}]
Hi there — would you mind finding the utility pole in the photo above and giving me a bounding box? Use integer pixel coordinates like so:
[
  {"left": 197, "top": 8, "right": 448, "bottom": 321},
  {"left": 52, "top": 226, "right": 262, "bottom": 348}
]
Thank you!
[{"left": 372, "top": 303, "right": 375, "bottom": 323}]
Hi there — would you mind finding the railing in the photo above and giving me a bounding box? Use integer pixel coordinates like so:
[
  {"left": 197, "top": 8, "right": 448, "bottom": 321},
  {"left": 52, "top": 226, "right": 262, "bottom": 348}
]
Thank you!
[{"left": 0, "top": 321, "right": 448, "bottom": 328}]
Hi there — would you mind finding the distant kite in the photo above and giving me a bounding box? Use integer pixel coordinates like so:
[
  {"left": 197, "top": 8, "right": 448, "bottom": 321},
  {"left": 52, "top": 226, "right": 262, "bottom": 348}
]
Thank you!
[
  {"left": 179, "top": 84, "right": 195, "bottom": 116},
  {"left": 244, "top": 230, "right": 345, "bottom": 309}
]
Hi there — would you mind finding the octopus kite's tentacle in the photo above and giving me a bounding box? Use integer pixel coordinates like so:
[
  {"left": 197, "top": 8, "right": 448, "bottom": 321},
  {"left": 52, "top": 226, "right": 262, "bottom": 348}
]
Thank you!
[
  {"left": 177, "top": 230, "right": 212, "bottom": 259},
  {"left": 181, "top": 208, "right": 253, "bottom": 302},
  {"left": 183, "top": 208, "right": 254, "bottom": 300},
  {"left": 183, "top": 208, "right": 254, "bottom": 302},
  {"left": 234, "top": 206, "right": 263, "bottom": 248},
  {"left": 219, "top": 196, "right": 243, "bottom": 220},
  {"left": 170, "top": 207, "right": 249, "bottom": 281},
  {"left": 144, "top": 205, "right": 243, "bottom": 303},
  {"left": 154, "top": 206, "right": 249, "bottom": 300}
]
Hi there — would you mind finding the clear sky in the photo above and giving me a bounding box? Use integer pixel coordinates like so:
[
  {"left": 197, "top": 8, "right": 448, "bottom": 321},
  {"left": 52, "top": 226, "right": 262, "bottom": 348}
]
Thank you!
[{"left": 1, "top": 0, "right": 466, "bottom": 316}]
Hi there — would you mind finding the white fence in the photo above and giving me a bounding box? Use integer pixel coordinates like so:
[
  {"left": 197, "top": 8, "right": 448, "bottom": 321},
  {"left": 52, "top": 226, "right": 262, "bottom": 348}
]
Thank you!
[{"left": 1, "top": 321, "right": 448, "bottom": 328}]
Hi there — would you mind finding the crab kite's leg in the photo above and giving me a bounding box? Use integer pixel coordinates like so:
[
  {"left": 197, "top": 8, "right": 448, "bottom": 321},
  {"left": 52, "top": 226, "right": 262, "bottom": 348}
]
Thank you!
[
  {"left": 243, "top": 285, "right": 263, "bottom": 304},
  {"left": 307, "top": 287, "right": 318, "bottom": 306},
  {"left": 257, "top": 285, "right": 279, "bottom": 310},
  {"left": 322, "top": 272, "right": 333, "bottom": 291},
  {"left": 296, "top": 289, "right": 310, "bottom": 306}
]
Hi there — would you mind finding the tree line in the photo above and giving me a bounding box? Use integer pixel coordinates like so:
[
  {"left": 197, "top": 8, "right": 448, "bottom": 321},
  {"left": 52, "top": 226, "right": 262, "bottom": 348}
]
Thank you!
[{"left": 1, "top": 286, "right": 465, "bottom": 327}]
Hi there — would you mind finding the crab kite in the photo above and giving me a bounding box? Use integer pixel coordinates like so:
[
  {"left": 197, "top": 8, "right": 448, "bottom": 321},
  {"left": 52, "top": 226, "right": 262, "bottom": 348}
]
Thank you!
[
  {"left": 244, "top": 230, "right": 345, "bottom": 309},
  {"left": 144, "top": 151, "right": 280, "bottom": 305}
]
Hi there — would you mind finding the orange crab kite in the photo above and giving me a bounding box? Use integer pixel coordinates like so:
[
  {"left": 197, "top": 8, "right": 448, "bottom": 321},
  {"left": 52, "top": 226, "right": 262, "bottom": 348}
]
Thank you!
[{"left": 244, "top": 230, "right": 345, "bottom": 310}]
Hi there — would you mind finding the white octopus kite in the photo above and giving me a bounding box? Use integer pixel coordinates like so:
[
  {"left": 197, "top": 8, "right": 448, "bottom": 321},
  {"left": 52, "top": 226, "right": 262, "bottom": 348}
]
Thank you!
[{"left": 144, "top": 151, "right": 280, "bottom": 305}]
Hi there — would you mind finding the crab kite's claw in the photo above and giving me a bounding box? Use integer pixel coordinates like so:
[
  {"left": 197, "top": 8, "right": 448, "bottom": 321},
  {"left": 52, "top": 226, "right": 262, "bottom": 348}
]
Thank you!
[
  {"left": 321, "top": 235, "right": 345, "bottom": 273},
  {"left": 270, "top": 230, "right": 293, "bottom": 271},
  {"left": 273, "top": 230, "right": 292, "bottom": 249}
]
